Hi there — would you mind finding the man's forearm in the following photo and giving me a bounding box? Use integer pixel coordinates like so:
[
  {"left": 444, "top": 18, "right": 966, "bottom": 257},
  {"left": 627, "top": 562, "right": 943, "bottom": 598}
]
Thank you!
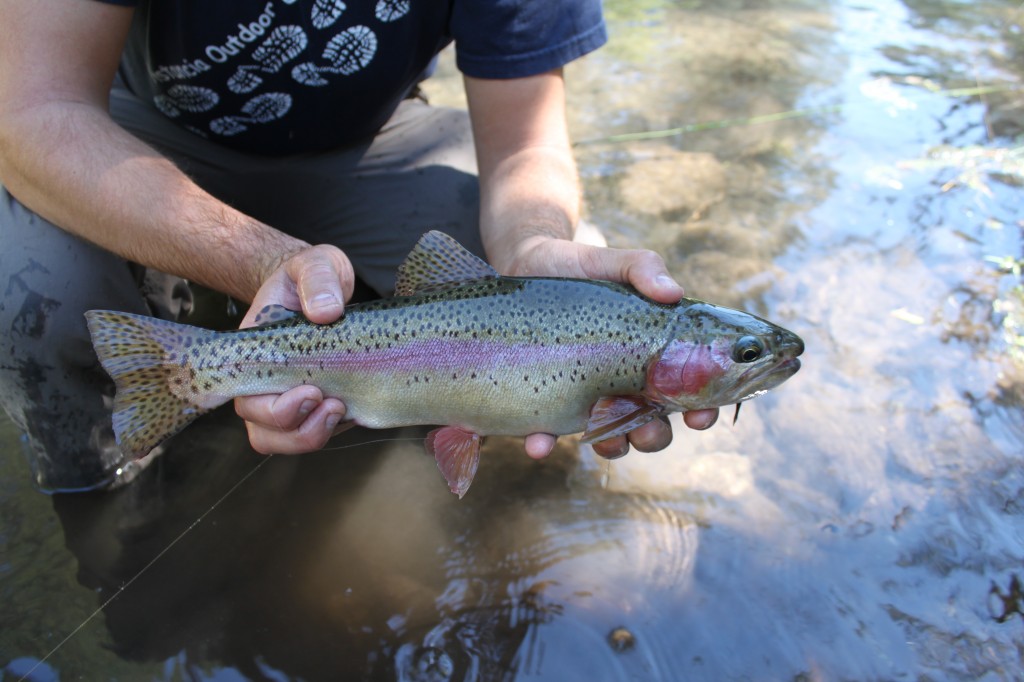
[
  {"left": 477, "top": 144, "right": 582, "bottom": 274},
  {"left": 0, "top": 100, "right": 308, "bottom": 302},
  {"left": 464, "top": 71, "right": 583, "bottom": 274}
]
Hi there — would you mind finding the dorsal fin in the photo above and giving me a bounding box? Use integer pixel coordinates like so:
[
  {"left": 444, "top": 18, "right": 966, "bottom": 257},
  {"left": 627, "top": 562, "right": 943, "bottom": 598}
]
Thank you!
[{"left": 394, "top": 231, "right": 498, "bottom": 296}]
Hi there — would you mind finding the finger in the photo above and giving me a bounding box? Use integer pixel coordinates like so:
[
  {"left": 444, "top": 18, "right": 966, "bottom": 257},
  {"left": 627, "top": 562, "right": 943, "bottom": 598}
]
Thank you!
[
  {"left": 627, "top": 416, "right": 673, "bottom": 452},
  {"left": 241, "top": 269, "right": 302, "bottom": 328},
  {"left": 591, "top": 435, "right": 629, "bottom": 460},
  {"left": 618, "top": 251, "right": 685, "bottom": 304},
  {"left": 246, "top": 399, "right": 346, "bottom": 455},
  {"left": 577, "top": 246, "right": 684, "bottom": 304},
  {"left": 287, "top": 245, "right": 355, "bottom": 324},
  {"left": 683, "top": 408, "right": 719, "bottom": 430},
  {"left": 525, "top": 432, "right": 557, "bottom": 460},
  {"left": 234, "top": 385, "right": 325, "bottom": 431}
]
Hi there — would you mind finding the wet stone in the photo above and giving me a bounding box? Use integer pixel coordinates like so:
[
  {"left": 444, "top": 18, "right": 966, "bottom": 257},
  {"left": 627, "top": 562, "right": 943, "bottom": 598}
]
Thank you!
[
  {"left": 619, "top": 147, "right": 727, "bottom": 221},
  {"left": 672, "top": 251, "right": 776, "bottom": 306},
  {"left": 608, "top": 626, "right": 636, "bottom": 652}
]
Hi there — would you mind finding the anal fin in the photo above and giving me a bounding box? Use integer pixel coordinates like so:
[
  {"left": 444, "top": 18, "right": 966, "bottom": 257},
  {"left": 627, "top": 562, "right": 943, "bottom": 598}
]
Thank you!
[
  {"left": 425, "top": 426, "right": 482, "bottom": 499},
  {"left": 580, "top": 396, "right": 660, "bottom": 444}
]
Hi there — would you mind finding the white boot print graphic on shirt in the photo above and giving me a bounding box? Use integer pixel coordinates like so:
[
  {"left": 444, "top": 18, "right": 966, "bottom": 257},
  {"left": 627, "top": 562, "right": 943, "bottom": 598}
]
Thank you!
[
  {"left": 292, "top": 25, "right": 377, "bottom": 86},
  {"left": 227, "top": 25, "right": 309, "bottom": 94}
]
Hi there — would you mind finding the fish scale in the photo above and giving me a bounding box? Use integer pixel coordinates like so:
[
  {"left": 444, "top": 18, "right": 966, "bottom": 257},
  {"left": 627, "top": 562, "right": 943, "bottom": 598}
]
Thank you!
[{"left": 87, "top": 231, "right": 804, "bottom": 497}]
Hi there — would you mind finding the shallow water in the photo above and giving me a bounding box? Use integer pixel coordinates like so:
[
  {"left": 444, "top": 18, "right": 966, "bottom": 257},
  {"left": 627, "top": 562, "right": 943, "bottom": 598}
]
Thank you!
[{"left": 3, "top": 0, "right": 1023, "bottom": 680}]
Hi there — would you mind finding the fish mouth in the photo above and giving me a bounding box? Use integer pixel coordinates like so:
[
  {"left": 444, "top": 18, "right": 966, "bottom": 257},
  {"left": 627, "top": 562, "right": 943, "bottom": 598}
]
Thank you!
[
  {"left": 741, "top": 355, "right": 800, "bottom": 381},
  {"left": 764, "top": 356, "right": 801, "bottom": 384},
  {"left": 776, "top": 357, "right": 801, "bottom": 374},
  {"left": 734, "top": 356, "right": 801, "bottom": 401}
]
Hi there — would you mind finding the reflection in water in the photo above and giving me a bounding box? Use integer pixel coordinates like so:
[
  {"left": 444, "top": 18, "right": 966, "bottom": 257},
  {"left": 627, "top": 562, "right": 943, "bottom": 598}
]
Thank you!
[
  {"left": 6, "top": 415, "right": 702, "bottom": 680},
  {"left": 398, "top": 465, "right": 700, "bottom": 680},
  {"left": 989, "top": 574, "right": 1024, "bottom": 624},
  {"left": 2, "top": 0, "right": 1024, "bottom": 679},
  {"left": 36, "top": 415, "right": 457, "bottom": 679}
]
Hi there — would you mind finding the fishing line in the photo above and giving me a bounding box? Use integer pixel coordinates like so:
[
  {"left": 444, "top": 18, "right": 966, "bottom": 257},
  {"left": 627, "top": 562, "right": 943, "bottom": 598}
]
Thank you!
[
  {"left": 320, "top": 436, "right": 425, "bottom": 452},
  {"left": 19, "top": 454, "right": 274, "bottom": 682}
]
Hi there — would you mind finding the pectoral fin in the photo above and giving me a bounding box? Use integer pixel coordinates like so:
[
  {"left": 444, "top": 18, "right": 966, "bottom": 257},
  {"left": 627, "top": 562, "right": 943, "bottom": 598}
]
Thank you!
[
  {"left": 580, "top": 396, "right": 660, "bottom": 444},
  {"left": 425, "top": 426, "right": 482, "bottom": 499}
]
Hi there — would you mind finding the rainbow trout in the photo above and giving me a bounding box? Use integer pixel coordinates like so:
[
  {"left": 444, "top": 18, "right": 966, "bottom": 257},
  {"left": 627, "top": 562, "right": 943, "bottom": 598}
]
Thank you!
[{"left": 86, "top": 231, "right": 803, "bottom": 497}]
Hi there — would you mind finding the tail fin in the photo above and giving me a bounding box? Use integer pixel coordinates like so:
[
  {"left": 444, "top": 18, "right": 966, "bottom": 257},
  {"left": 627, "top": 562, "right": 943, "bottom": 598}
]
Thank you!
[{"left": 85, "top": 310, "right": 219, "bottom": 459}]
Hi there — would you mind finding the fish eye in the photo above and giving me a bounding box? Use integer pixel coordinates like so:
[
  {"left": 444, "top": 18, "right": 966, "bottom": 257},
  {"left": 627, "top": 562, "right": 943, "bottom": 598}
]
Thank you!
[{"left": 733, "top": 336, "right": 765, "bottom": 363}]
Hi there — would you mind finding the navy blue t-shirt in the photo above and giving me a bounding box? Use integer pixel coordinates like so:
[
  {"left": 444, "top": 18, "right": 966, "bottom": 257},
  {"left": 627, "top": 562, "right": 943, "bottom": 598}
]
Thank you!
[{"left": 96, "top": 0, "right": 606, "bottom": 155}]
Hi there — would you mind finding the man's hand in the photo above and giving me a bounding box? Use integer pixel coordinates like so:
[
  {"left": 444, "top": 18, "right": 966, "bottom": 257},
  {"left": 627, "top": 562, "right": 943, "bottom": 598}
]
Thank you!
[
  {"left": 234, "top": 245, "right": 355, "bottom": 455},
  {"left": 503, "top": 236, "right": 720, "bottom": 461}
]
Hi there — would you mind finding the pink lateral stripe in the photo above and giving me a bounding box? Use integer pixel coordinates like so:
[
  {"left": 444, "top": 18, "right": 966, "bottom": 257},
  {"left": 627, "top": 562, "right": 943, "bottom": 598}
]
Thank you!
[{"left": 293, "top": 339, "right": 651, "bottom": 374}]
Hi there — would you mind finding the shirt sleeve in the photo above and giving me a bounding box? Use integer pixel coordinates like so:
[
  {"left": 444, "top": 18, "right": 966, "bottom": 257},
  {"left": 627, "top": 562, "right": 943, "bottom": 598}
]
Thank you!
[{"left": 451, "top": 0, "right": 607, "bottom": 79}]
